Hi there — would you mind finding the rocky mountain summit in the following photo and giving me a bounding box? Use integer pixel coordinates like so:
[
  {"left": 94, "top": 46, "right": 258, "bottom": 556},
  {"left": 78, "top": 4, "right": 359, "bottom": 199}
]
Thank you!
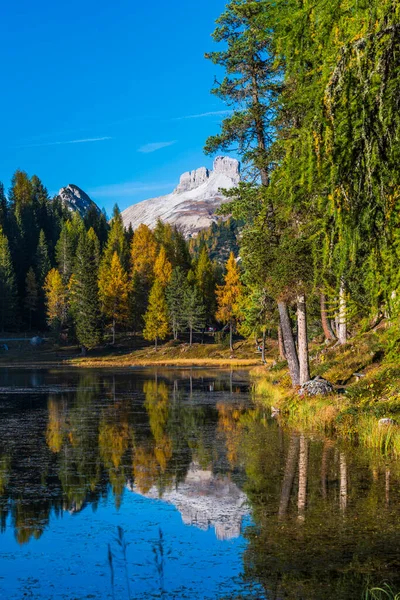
[
  {"left": 129, "top": 462, "right": 248, "bottom": 540},
  {"left": 56, "top": 184, "right": 100, "bottom": 217},
  {"left": 121, "top": 156, "right": 240, "bottom": 237}
]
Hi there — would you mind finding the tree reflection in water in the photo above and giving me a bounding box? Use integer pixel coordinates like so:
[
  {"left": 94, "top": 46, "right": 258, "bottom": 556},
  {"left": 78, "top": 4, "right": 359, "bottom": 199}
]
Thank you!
[{"left": 0, "top": 370, "right": 399, "bottom": 598}]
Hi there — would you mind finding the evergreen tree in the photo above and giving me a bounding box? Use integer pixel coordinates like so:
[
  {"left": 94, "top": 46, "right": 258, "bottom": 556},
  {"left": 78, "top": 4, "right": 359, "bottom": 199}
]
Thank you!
[
  {"left": 216, "top": 252, "right": 243, "bottom": 352},
  {"left": 0, "top": 228, "right": 17, "bottom": 331},
  {"left": 44, "top": 269, "right": 68, "bottom": 332},
  {"left": 195, "top": 246, "right": 217, "bottom": 324},
  {"left": 182, "top": 285, "right": 206, "bottom": 346},
  {"left": 56, "top": 221, "right": 78, "bottom": 284},
  {"left": 70, "top": 229, "right": 102, "bottom": 353},
  {"left": 35, "top": 230, "right": 51, "bottom": 286},
  {"left": 24, "top": 267, "right": 38, "bottom": 330},
  {"left": 0, "top": 183, "right": 7, "bottom": 232},
  {"left": 98, "top": 251, "right": 129, "bottom": 344},
  {"left": 101, "top": 205, "right": 129, "bottom": 270},
  {"left": 166, "top": 267, "right": 188, "bottom": 340},
  {"left": 143, "top": 280, "right": 169, "bottom": 350}
]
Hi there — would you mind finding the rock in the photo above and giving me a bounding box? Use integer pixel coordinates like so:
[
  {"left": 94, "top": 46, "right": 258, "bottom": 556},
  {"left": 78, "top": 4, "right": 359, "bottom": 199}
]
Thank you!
[
  {"left": 56, "top": 184, "right": 101, "bottom": 217},
  {"left": 378, "top": 418, "right": 396, "bottom": 427},
  {"left": 271, "top": 406, "right": 280, "bottom": 418},
  {"left": 121, "top": 156, "right": 240, "bottom": 238},
  {"left": 298, "top": 376, "right": 334, "bottom": 397}
]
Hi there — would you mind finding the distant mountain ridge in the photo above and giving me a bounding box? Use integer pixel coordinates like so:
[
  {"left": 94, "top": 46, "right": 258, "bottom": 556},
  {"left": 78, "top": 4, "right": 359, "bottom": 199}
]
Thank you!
[{"left": 121, "top": 156, "right": 240, "bottom": 237}]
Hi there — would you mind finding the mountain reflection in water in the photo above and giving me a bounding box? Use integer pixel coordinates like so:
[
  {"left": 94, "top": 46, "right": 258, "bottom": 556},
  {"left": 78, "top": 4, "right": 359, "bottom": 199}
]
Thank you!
[{"left": 0, "top": 368, "right": 399, "bottom": 599}]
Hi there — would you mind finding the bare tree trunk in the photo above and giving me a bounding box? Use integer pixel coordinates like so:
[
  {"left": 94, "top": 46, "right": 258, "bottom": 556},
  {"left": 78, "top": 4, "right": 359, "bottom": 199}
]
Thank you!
[
  {"left": 320, "top": 293, "right": 336, "bottom": 341},
  {"left": 278, "top": 301, "right": 300, "bottom": 386},
  {"left": 297, "top": 294, "right": 310, "bottom": 385},
  {"left": 298, "top": 434, "right": 309, "bottom": 521},
  {"left": 261, "top": 329, "right": 266, "bottom": 363},
  {"left": 112, "top": 318, "right": 116, "bottom": 345},
  {"left": 155, "top": 336, "right": 158, "bottom": 351},
  {"left": 279, "top": 434, "right": 299, "bottom": 518},
  {"left": 338, "top": 278, "right": 347, "bottom": 345},
  {"left": 339, "top": 452, "right": 347, "bottom": 513},
  {"left": 278, "top": 325, "right": 286, "bottom": 360},
  {"left": 229, "top": 321, "right": 233, "bottom": 352},
  {"left": 189, "top": 326, "right": 193, "bottom": 347}
]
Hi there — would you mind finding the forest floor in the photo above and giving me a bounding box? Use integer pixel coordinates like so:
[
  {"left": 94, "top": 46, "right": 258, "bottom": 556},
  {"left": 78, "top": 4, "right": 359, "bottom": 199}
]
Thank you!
[
  {"left": 251, "top": 323, "right": 400, "bottom": 458},
  {"left": 0, "top": 333, "right": 263, "bottom": 368}
]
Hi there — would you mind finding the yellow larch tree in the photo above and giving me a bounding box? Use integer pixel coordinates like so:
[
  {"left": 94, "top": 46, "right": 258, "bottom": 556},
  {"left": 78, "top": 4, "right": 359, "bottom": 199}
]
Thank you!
[
  {"left": 143, "top": 280, "right": 169, "bottom": 350},
  {"left": 98, "top": 251, "right": 129, "bottom": 344},
  {"left": 154, "top": 246, "right": 172, "bottom": 288},
  {"left": 130, "top": 224, "right": 158, "bottom": 284},
  {"left": 43, "top": 268, "right": 68, "bottom": 332},
  {"left": 215, "top": 252, "right": 243, "bottom": 352}
]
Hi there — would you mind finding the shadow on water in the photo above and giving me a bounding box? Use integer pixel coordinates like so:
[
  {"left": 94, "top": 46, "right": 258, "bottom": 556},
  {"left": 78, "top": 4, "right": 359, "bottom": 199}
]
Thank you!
[{"left": 0, "top": 368, "right": 399, "bottom": 598}]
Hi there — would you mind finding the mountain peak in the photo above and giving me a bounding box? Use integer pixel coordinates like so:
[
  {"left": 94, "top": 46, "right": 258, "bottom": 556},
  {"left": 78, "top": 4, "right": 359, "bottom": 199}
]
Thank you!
[
  {"left": 121, "top": 156, "right": 240, "bottom": 237},
  {"left": 57, "top": 184, "right": 100, "bottom": 217}
]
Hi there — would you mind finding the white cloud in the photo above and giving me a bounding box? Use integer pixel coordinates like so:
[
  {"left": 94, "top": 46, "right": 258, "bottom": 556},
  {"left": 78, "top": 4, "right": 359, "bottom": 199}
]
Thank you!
[
  {"left": 137, "top": 141, "right": 176, "bottom": 153},
  {"left": 88, "top": 181, "right": 175, "bottom": 199},
  {"left": 172, "top": 110, "right": 232, "bottom": 120},
  {"left": 14, "top": 137, "right": 112, "bottom": 149}
]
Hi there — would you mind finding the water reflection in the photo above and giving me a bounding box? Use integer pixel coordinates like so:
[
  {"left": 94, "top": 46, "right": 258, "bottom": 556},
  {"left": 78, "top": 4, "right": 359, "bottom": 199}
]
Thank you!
[{"left": 0, "top": 369, "right": 400, "bottom": 598}]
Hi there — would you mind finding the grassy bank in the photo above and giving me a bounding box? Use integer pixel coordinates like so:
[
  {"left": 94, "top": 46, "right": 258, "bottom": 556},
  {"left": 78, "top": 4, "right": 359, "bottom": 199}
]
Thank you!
[
  {"left": 251, "top": 326, "right": 400, "bottom": 458},
  {"left": 0, "top": 335, "right": 263, "bottom": 368}
]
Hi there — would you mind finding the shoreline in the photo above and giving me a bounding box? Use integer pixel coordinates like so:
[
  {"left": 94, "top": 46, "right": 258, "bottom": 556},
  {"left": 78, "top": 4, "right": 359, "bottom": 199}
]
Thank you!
[{"left": 0, "top": 357, "right": 261, "bottom": 369}]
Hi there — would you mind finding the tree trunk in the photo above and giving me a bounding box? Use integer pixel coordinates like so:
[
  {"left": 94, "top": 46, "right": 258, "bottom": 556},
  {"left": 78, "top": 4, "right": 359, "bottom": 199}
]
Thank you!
[
  {"left": 112, "top": 318, "right": 115, "bottom": 345},
  {"left": 320, "top": 293, "right": 335, "bottom": 341},
  {"left": 81, "top": 345, "right": 87, "bottom": 356},
  {"left": 229, "top": 321, "right": 233, "bottom": 352},
  {"left": 155, "top": 336, "right": 158, "bottom": 351},
  {"left": 278, "top": 301, "right": 300, "bottom": 386},
  {"left": 189, "top": 326, "right": 193, "bottom": 347},
  {"left": 338, "top": 278, "right": 347, "bottom": 345},
  {"left": 279, "top": 434, "right": 299, "bottom": 518},
  {"left": 278, "top": 325, "right": 286, "bottom": 360},
  {"left": 339, "top": 452, "right": 347, "bottom": 512},
  {"left": 298, "top": 434, "right": 309, "bottom": 521},
  {"left": 261, "top": 329, "right": 266, "bottom": 363},
  {"left": 297, "top": 294, "right": 310, "bottom": 385}
]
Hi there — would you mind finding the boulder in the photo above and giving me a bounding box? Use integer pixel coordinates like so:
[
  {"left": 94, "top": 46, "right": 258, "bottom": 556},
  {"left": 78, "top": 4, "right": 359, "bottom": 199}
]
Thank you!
[
  {"left": 298, "top": 376, "right": 334, "bottom": 397},
  {"left": 378, "top": 417, "right": 396, "bottom": 427}
]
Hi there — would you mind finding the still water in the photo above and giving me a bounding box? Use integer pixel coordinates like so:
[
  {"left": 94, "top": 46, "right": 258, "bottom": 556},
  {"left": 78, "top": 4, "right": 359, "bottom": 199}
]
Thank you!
[{"left": 0, "top": 368, "right": 399, "bottom": 599}]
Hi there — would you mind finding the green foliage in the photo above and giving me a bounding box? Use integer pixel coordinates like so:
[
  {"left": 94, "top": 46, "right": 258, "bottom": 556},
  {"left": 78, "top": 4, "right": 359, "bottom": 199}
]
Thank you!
[
  {"left": 182, "top": 285, "right": 207, "bottom": 345},
  {"left": 0, "top": 228, "right": 17, "bottom": 330}
]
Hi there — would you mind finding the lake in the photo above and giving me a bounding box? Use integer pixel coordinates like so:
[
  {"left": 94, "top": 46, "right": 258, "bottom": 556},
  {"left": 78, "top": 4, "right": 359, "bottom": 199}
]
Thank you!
[{"left": 0, "top": 368, "right": 399, "bottom": 599}]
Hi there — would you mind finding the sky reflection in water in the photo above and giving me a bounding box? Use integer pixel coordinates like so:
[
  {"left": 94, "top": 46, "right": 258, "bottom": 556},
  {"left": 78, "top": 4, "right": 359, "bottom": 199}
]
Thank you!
[{"left": 0, "top": 368, "right": 399, "bottom": 599}]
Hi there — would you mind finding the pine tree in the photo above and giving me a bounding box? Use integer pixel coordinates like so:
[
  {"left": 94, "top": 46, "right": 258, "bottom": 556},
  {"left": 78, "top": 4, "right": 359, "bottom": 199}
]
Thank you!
[
  {"left": 44, "top": 269, "right": 68, "bottom": 332},
  {"left": 216, "top": 252, "right": 242, "bottom": 352},
  {"left": 143, "top": 280, "right": 169, "bottom": 350},
  {"left": 101, "top": 205, "right": 129, "bottom": 270},
  {"left": 154, "top": 246, "right": 172, "bottom": 288},
  {"left": 24, "top": 267, "right": 38, "bottom": 330},
  {"left": 182, "top": 285, "right": 206, "bottom": 346},
  {"left": 166, "top": 267, "right": 188, "bottom": 340},
  {"left": 98, "top": 251, "right": 129, "bottom": 344},
  {"left": 35, "top": 229, "right": 51, "bottom": 286},
  {"left": 0, "top": 228, "right": 17, "bottom": 331},
  {"left": 0, "top": 183, "right": 7, "bottom": 232},
  {"left": 56, "top": 220, "right": 77, "bottom": 284},
  {"left": 70, "top": 229, "right": 103, "bottom": 353},
  {"left": 195, "top": 246, "right": 216, "bottom": 324}
]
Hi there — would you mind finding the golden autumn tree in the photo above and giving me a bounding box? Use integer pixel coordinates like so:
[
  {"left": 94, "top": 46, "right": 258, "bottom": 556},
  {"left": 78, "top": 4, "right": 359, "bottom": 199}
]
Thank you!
[
  {"left": 215, "top": 252, "right": 243, "bottom": 352},
  {"left": 98, "top": 251, "right": 129, "bottom": 344},
  {"left": 154, "top": 246, "right": 172, "bottom": 288},
  {"left": 143, "top": 280, "right": 169, "bottom": 350},
  {"left": 43, "top": 268, "right": 68, "bottom": 332},
  {"left": 130, "top": 223, "right": 158, "bottom": 284}
]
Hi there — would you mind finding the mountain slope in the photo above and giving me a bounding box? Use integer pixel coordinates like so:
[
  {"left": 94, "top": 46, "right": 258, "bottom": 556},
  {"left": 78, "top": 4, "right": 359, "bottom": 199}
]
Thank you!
[{"left": 121, "top": 156, "right": 240, "bottom": 237}]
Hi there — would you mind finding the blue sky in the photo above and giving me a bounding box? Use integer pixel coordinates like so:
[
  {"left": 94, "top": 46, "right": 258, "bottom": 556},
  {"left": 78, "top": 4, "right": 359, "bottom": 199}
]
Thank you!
[{"left": 0, "top": 0, "right": 230, "bottom": 215}]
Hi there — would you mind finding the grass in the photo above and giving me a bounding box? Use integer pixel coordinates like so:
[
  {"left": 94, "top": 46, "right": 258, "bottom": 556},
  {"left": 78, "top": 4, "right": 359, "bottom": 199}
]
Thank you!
[
  {"left": 251, "top": 324, "right": 400, "bottom": 457},
  {"left": 0, "top": 334, "right": 264, "bottom": 368}
]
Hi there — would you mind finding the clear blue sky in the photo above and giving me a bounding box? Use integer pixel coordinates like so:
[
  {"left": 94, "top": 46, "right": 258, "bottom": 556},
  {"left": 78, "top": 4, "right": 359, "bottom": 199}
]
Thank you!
[{"left": 0, "top": 0, "right": 230, "bottom": 215}]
